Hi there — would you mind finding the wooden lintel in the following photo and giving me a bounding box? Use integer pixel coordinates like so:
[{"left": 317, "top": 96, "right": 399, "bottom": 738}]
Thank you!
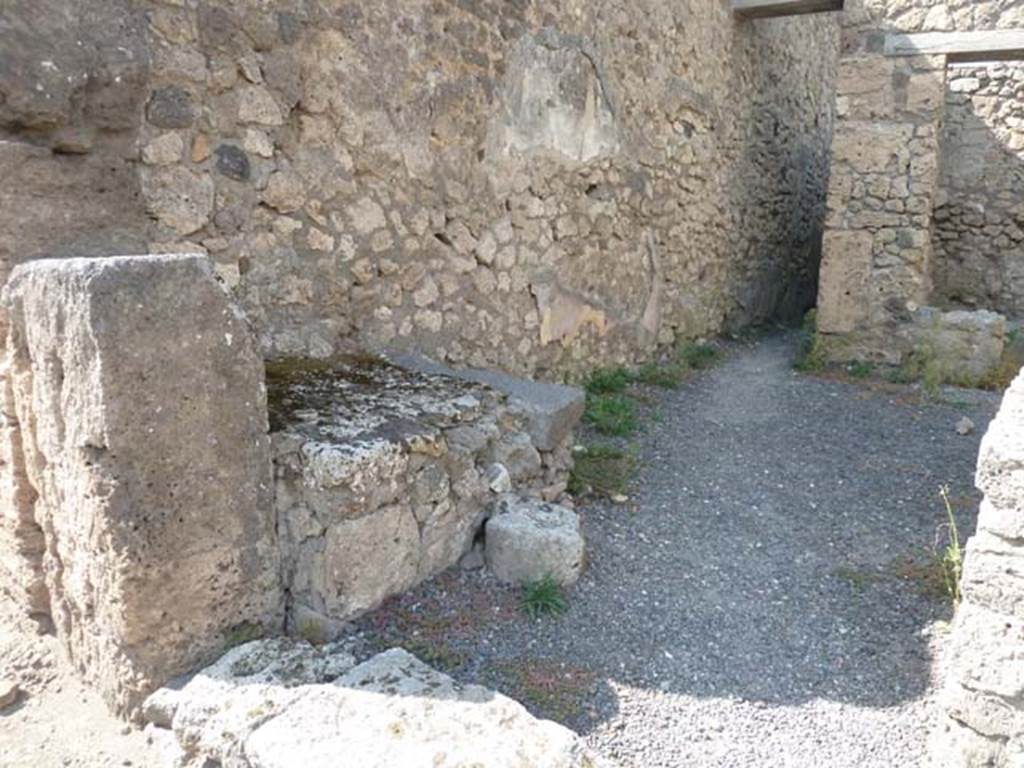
[
  {"left": 733, "top": 0, "right": 844, "bottom": 20},
  {"left": 885, "top": 30, "right": 1024, "bottom": 62}
]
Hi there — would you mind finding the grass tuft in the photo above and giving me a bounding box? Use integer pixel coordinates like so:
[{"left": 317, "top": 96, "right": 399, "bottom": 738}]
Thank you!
[
  {"left": 520, "top": 575, "right": 567, "bottom": 619},
  {"left": 678, "top": 342, "right": 721, "bottom": 370},
  {"left": 793, "top": 310, "right": 828, "bottom": 372},
  {"left": 631, "top": 361, "right": 687, "bottom": 389},
  {"left": 568, "top": 444, "right": 636, "bottom": 499},
  {"left": 585, "top": 367, "right": 631, "bottom": 395},
  {"left": 938, "top": 485, "right": 964, "bottom": 609},
  {"left": 584, "top": 393, "right": 639, "bottom": 437}
]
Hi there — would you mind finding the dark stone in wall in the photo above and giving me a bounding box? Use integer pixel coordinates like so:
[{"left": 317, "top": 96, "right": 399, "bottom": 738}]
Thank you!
[
  {"left": 215, "top": 145, "right": 252, "bottom": 181},
  {"left": 146, "top": 87, "right": 195, "bottom": 129}
]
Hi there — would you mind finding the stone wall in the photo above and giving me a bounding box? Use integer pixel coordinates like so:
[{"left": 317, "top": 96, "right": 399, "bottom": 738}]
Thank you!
[
  {"left": 933, "top": 63, "right": 1024, "bottom": 318},
  {"left": 817, "top": 0, "right": 1023, "bottom": 366},
  {"left": 930, "top": 367, "right": 1024, "bottom": 766},
  {"left": 0, "top": 0, "right": 839, "bottom": 377}
]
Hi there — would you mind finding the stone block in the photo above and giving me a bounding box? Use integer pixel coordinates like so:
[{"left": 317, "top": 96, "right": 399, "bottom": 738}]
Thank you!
[
  {"left": 0, "top": 254, "right": 281, "bottom": 716},
  {"left": 836, "top": 56, "right": 898, "bottom": 119},
  {"left": 817, "top": 229, "right": 873, "bottom": 334},
  {"left": 913, "top": 308, "right": 1006, "bottom": 385},
  {"left": 485, "top": 496, "right": 584, "bottom": 586},
  {"left": 961, "top": 530, "right": 1024, "bottom": 617},
  {"left": 831, "top": 122, "right": 914, "bottom": 174}
]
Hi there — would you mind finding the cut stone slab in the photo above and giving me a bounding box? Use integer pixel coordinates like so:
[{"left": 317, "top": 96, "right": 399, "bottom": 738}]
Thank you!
[
  {"left": 147, "top": 643, "right": 608, "bottom": 768},
  {"left": 485, "top": 496, "right": 585, "bottom": 586},
  {"left": 0, "top": 254, "right": 282, "bottom": 717},
  {"left": 387, "top": 352, "right": 586, "bottom": 452}
]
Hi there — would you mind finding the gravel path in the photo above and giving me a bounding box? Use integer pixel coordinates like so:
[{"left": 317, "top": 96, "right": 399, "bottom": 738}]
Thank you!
[{"left": 360, "top": 331, "right": 1002, "bottom": 768}]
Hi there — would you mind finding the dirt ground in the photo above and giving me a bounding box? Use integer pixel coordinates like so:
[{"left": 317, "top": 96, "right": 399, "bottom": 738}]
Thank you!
[{"left": 0, "top": 604, "right": 160, "bottom": 768}]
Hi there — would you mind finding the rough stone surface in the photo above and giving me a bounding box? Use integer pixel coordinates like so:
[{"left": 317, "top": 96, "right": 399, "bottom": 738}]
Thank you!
[
  {"left": 485, "top": 496, "right": 585, "bottom": 586},
  {"left": 145, "top": 643, "right": 606, "bottom": 768},
  {"left": 911, "top": 307, "right": 1007, "bottom": 384},
  {"left": 388, "top": 353, "right": 586, "bottom": 452},
  {"left": 0, "top": 1, "right": 150, "bottom": 285},
  {"left": 269, "top": 355, "right": 577, "bottom": 633},
  {"left": 0, "top": 254, "right": 282, "bottom": 716},
  {"left": 0, "top": 0, "right": 839, "bottom": 376},
  {"left": 933, "top": 63, "right": 1024, "bottom": 317},
  {"left": 930, "top": 365, "right": 1024, "bottom": 766}
]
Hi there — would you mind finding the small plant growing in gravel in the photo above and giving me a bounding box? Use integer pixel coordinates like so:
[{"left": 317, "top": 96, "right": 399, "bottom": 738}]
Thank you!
[
  {"left": 585, "top": 367, "right": 631, "bottom": 395},
  {"left": 631, "top": 360, "right": 687, "bottom": 389},
  {"left": 584, "top": 393, "right": 639, "bottom": 437},
  {"left": 938, "top": 485, "right": 964, "bottom": 609},
  {"left": 848, "top": 361, "right": 874, "bottom": 379},
  {"left": 793, "top": 310, "right": 828, "bottom": 373},
  {"left": 893, "top": 487, "right": 966, "bottom": 609},
  {"left": 568, "top": 444, "right": 636, "bottom": 499},
  {"left": 520, "top": 575, "right": 567, "bottom": 619},
  {"left": 678, "top": 341, "right": 720, "bottom": 370}
]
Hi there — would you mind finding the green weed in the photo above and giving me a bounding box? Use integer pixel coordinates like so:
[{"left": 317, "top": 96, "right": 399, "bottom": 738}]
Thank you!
[
  {"left": 584, "top": 393, "right": 639, "bottom": 437},
  {"left": 585, "top": 367, "right": 631, "bottom": 395},
  {"left": 631, "top": 361, "right": 687, "bottom": 389},
  {"left": 848, "top": 361, "right": 874, "bottom": 379},
  {"left": 567, "top": 444, "right": 636, "bottom": 499},
  {"left": 223, "top": 621, "right": 264, "bottom": 649},
  {"left": 678, "top": 342, "right": 721, "bottom": 370},
  {"left": 793, "top": 310, "right": 828, "bottom": 372},
  {"left": 938, "top": 485, "right": 964, "bottom": 609},
  {"left": 520, "top": 575, "right": 567, "bottom": 619}
]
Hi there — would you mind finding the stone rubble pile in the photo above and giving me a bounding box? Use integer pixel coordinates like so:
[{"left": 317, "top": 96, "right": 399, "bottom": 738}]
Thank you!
[{"left": 144, "top": 639, "right": 609, "bottom": 768}]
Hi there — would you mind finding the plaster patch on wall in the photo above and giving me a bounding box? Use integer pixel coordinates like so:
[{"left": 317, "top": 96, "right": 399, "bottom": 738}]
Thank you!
[
  {"left": 489, "top": 29, "right": 620, "bottom": 165},
  {"left": 531, "top": 281, "right": 610, "bottom": 347}
]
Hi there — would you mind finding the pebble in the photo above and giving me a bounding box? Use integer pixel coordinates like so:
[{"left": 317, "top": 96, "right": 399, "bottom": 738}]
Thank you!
[{"left": 0, "top": 679, "right": 20, "bottom": 710}]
